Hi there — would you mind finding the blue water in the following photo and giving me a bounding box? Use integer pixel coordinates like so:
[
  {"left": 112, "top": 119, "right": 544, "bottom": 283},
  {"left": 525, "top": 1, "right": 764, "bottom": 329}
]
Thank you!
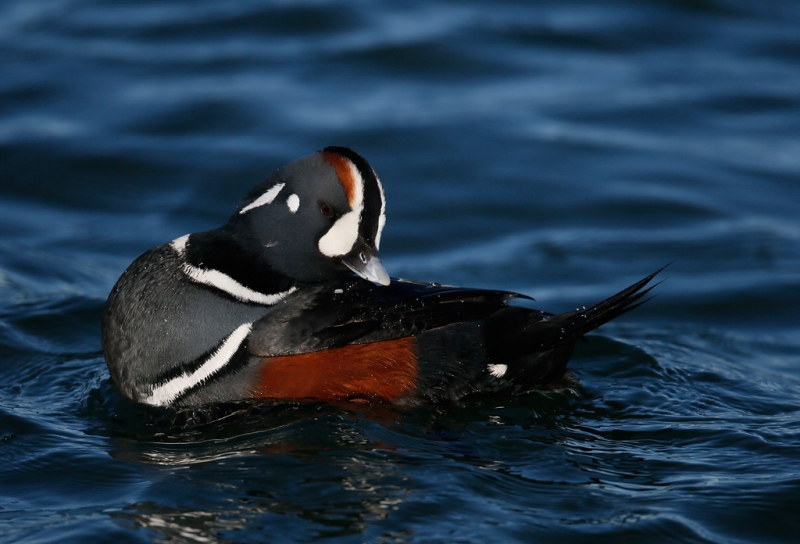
[{"left": 2, "top": 0, "right": 800, "bottom": 542}]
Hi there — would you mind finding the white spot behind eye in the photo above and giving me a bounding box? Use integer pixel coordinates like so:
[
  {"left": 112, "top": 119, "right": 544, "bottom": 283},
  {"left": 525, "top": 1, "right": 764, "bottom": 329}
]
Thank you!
[
  {"left": 239, "top": 183, "right": 285, "bottom": 214},
  {"left": 286, "top": 194, "right": 299, "bottom": 213},
  {"left": 488, "top": 364, "right": 508, "bottom": 378}
]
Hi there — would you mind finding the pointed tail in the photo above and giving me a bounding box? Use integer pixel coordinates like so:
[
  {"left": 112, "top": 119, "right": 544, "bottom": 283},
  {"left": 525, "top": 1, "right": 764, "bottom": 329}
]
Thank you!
[
  {"left": 553, "top": 265, "right": 665, "bottom": 341},
  {"left": 483, "top": 266, "right": 665, "bottom": 391}
]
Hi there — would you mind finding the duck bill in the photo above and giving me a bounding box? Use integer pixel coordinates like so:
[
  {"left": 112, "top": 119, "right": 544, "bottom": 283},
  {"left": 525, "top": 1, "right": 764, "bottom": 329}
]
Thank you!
[{"left": 341, "top": 241, "right": 391, "bottom": 286}]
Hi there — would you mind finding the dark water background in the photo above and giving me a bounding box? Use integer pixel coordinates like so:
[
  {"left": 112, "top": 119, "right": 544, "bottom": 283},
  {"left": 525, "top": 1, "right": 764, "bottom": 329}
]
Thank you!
[{"left": 2, "top": 1, "right": 800, "bottom": 542}]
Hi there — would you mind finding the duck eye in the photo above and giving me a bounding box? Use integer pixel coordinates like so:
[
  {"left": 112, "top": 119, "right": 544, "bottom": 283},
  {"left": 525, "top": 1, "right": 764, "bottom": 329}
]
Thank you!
[{"left": 319, "top": 202, "right": 333, "bottom": 217}]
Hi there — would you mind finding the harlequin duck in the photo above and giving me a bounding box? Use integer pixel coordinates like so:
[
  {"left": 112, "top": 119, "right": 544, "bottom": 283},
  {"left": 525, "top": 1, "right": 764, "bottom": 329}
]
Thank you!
[{"left": 102, "top": 146, "right": 659, "bottom": 407}]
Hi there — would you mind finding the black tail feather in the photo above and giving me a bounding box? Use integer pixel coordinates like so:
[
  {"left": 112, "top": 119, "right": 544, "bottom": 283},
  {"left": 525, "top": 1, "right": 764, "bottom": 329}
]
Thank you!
[
  {"left": 550, "top": 265, "right": 666, "bottom": 343},
  {"left": 485, "top": 265, "right": 665, "bottom": 366},
  {"left": 505, "top": 265, "right": 666, "bottom": 357},
  {"left": 485, "top": 266, "right": 666, "bottom": 392}
]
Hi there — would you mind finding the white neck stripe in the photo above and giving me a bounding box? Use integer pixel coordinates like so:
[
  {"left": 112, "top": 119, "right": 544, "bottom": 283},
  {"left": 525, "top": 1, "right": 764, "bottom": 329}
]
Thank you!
[
  {"left": 182, "top": 263, "right": 297, "bottom": 305},
  {"left": 171, "top": 234, "right": 296, "bottom": 305},
  {"left": 373, "top": 169, "right": 386, "bottom": 250},
  {"left": 239, "top": 182, "right": 285, "bottom": 214},
  {"left": 143, "top": 322, "right": 253, "bottom": 406},
  {"left": 375, "top": 213, "right": 386, "bottom": 250},
  {"left": 171, "top": 234, "right": 190, "bottom": 255}
]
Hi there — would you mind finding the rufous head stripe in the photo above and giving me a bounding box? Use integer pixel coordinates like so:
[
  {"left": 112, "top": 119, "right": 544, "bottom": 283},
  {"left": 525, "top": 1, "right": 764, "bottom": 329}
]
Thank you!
[
  {"left": 320, "top": 146, "right": 385, "bottom": 250},
  {"left": 321, "top": 151, "right": 359, "bottom": 209}
]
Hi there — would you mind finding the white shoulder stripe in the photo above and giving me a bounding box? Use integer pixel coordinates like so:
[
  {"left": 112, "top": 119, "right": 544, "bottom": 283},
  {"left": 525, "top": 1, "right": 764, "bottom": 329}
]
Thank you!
[
  {"left": 182, "top": 263, "right": 297, "bottom": 305},
  {"left": 239, "top": 182, "right": 285, "bottom": 214},
  {"left": 143, "top": 322, "right": 253, "bottom": 406}
]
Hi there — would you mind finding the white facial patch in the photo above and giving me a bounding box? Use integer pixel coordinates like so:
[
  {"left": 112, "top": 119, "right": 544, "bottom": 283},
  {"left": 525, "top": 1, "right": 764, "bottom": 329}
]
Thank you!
[
  {"left": 286, "top": 193, "right": 299, "bottom": 213},
  {"left": 239, "top": 182, "right": 285, "bottom": 214},
  {"left": 143, "top": 322, "right": 253, "bottom": 406},
  {"left": 318, "top": 210, "right": 360, "bottom": 257},
  {"left": 318, "top": 158, "right": 365, "bottom": 258},
  {"left": 488, "top": 364, "right": 508, "bottom": 378}
]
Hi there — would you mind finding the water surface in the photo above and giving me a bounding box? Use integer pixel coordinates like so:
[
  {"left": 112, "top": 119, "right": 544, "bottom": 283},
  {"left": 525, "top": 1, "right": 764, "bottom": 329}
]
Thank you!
[{"left": 2, "top": 0, "right": 800, "bottom": 542}]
